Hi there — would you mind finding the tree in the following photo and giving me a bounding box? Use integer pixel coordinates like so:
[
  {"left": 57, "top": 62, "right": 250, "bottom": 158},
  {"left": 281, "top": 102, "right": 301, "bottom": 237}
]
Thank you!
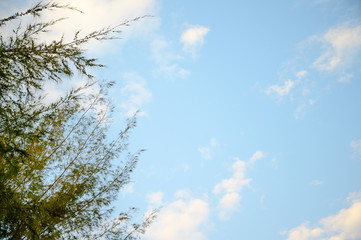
[{"left": 0, "top": 2, "right": 155, "bottom": 239}]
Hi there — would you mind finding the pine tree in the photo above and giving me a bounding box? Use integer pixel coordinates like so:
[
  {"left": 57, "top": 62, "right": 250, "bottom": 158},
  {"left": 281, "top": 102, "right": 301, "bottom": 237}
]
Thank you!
[{"left": 0, "top": 2, "right": 155, "bottom": 239}]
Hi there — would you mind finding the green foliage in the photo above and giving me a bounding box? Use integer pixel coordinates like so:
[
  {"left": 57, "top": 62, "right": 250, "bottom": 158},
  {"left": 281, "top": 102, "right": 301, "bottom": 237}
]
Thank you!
[{"left": 0, "top": 2, "right": 156, "bottom": 239}]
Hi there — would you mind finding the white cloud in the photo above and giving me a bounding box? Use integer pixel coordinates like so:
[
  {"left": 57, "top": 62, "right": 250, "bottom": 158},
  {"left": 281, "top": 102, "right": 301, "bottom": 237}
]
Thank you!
[
  {"left": 312, "top": 25, "right": 361, "bottom": 71},
  {"left": 285, "top": 222, "right": 324, "bottom": 240},
  {"left": 268, "top": 24, "right": 361, "bottom": 118},
  {"left": 36, "top": 0, "right": 158, "bottom": 51},
  {"left": 284, "top": 193, "right": 361, "bottom": 240},
  {"left": 213, "top": 159, "right": 249, "bottom": 219},
  {"left": 198, "top": 146, "right": 212, "bottom": 159},
  {"left": 302, "top": 88, "right": 311, "bottom": 96},
  {"left": 179, "top": 69, "right": 191, "bottom": 78},
  {"left": 347, "top": 192, "right": 361, "bottom": 202},
  {"left": 213, "top": 159, "right": 250, "bottom": 195},
  {"left": 145, "top": 198, "right": 209, "bottom": 240},
  {"left": 42, "top": 81, "right": 65, "bottom": 104},
  {"left": 295, "top": 70, "right": 308, "bottom": 79},
  {"left": 260, "top": 194, "right": 266, "bottom": 208},
  {"left": 213, "top": 151, "right": 265, "bottom": 219},
  {"left": 181, "top": 25, "right": 210, "bottom": 55},
  {"left": 0, "top": 0, "right": 158, "bottom": 53},
  {"left": 119, "top": 72, "right": 152, "bottom": 116},
  {"left": 174, "top": 189, "right": 192, "bottom": 199},
  {"left": 321, "top": 201, "right": 361, "bottom": 239},
  {"left": 183, "top": 163, "right": 189, "bottom": 172},
  {"left": 350, "top": 139, "right": 361, "bottom": 159},
  {"left": 249, "top": 150, "right": 266, "bottom": 164},
  {"left": 338, "top": 73, "right": 353, "bottom": 83},
  {"left": 311, "top": 179, "right": 324, "bottom": 185},
  {"left": 294, "top": 98, "right": 317, "bottom": 119},
  {"left": 151, "top": 25, "right": 209, "bottom": 78},
  {"left": 213, "top": 158, "right": 249, "bottom": 219},
  {"left": 151, "top": 38, "right": 189, "bottom": 79},
  {"left": 271, "top": 157, "right": 279, "bottom": 169},
  {"left": 267, "top": 80, "right": 295, "bottom": 97},
  {"left": 210, "top": 137, "right": 217, "bottom": 147},
  {"left": 147, "top": 192, "right": 163, "bottom": 207},
  {"left": 121, "top": 182, "right": 134, "bottom": 196},
  {"left": 217, "top": 192, "right": 241, "bottom": 220},
  {"left": 198, "top": 138, "right": 217, "bottom": 159}
]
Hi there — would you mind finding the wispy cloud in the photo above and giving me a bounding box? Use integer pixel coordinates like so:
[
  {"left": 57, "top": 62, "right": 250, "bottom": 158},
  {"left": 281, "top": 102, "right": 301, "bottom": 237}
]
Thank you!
[
  {"left": 312, "top": 25, "right": 361, "bottom": 71},
  {"left": 147, "top": 192, "right": 164, "bottom": 207},
  {"left": 174, "top": 189, "right": 192, "bottom": 199},
  {"left": 283, "top": 193, "right": 361, "bottom": 240},
  {"left": 181, "top": 25, "right": 210, "bottom": 56},
  {"left": 350, "top": 139, "right": 361, "bottom": 159},
  {"left": 213, "top": 159, "right": 250, "bottom": 220},
  {"left": 198, "top": 147, "right": 212, "bottom": 160},
  {"left": 213, "top": 151, "right": 265, "bottom": 220},
  {"left": 121, "top": 182, "right": 134, "bottom": 196},
  {"left": 266, "top": 80, "right": 295, "bottom": 98},
  {"left": 311, "top": 179, "right": 324, "bottom": 185},
  {"left": 145, "top": 196, "right": 209, "bottom": 240},
  {"left": 294, "top": 98, "right": 316, "bottom": 119},
  {"left": 151, "top": 38, "right": 190, "bottom": 79},
  {"left": 150, "top": 24, "right": 209, "bottom": 78},
  {"left": 267, "top": 23, "right": 361, "bottom": 118},
  {"left": 198, "top": 138, "right": 217, "bottom": 159},
  {"left": 338, "top": 73, "right": 353, "bottom": 83},
  {"left": 295, "top": 70, "right": 308, "bottom": 79},
  {"left": 249, "top": 150, "right": 266, "bottom": 164},
  {"left": 119, "top": 72, "right": 152, "bottom": 116}
]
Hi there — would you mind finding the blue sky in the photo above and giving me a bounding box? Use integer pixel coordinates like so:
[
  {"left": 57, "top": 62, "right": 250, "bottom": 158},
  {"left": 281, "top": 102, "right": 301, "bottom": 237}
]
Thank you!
[{"left": 2, "top": 0, "right": 361, "bottom": 239}]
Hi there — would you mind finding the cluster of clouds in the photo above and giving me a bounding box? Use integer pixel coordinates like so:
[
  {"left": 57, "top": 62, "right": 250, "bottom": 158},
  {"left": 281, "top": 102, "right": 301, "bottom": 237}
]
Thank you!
[
  {"left": 284, "top": 193, "right": 361, "bottom": 240},
  {"left": 266, "top": 23, "right": 361, "bottom": 118},
  {"left": 145, "top": 137, "right": 361, "bottom": 239},
  {"left": 145, "top": 150, "right": 266, "bottom": 239},
  {"left": 144, "top": 131, "right": 361, "bottom": 239}
]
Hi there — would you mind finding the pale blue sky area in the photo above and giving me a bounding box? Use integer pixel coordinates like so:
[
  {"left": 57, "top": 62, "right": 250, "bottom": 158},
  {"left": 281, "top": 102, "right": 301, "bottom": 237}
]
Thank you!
[{"left": 2, "top": 0, "right": 361, "bottom": 239}]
